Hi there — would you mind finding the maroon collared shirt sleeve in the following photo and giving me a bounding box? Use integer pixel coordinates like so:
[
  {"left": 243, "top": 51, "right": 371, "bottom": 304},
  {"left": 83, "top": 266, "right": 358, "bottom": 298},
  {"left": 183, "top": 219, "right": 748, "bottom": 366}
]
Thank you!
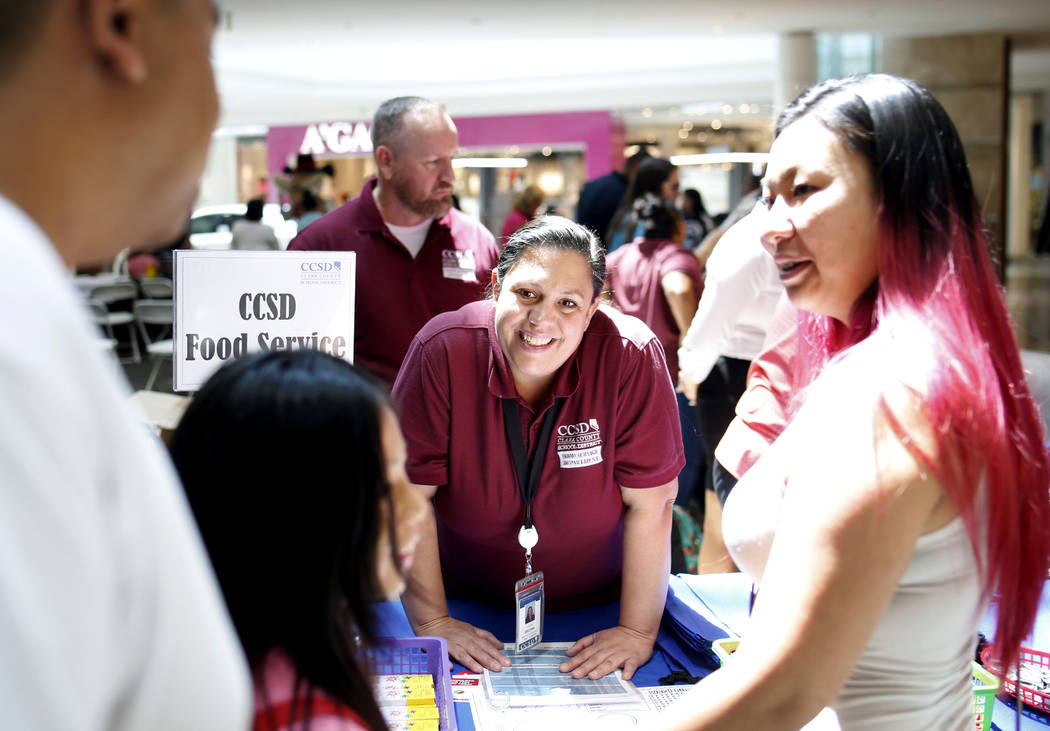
[
  {"left": 391, "top": 334, "right": 452, "bottom": 489},
  {"left": 611, "top": 336, "right": 685, "bottom": 489}
]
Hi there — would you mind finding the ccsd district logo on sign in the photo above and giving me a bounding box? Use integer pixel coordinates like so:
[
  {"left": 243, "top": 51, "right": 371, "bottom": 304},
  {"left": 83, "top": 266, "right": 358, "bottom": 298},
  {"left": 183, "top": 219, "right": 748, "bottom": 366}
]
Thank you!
[
  {"left": 555, "top": 418, "right": 603, "bottom": 468},
  {"left": 300, "top": 260, "right": 342, "bottom": 285}
]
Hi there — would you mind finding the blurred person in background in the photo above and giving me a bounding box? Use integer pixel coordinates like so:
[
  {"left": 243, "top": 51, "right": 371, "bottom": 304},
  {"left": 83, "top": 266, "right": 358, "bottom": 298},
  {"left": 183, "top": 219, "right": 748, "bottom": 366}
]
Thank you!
[
  {"left": 605, "top": 157, "right": 679, "bottom": 252},
  {"left": 127, "top": 248, "right": 162, "bottom": 278},
  {"left": 289, "top": 96, "right": 500, "bottom": 388},
  {"left": 605, "top": 194, "right": 705, "bottom": 546},
  {"left": 501, "top": 184, "right": 544, "bottom": 243},
  {"left": 231, "top": 197, "right": 279, "bottom": 250},
  {"left": 171, "top": 351, "right": 428, "bottom": 731},
  {"left": 678, "top": 188, "right": 715, "bottom": 250},
  {"left": 274, "top": 153, "right": 335, "bottom": 220},
  {"left": 575, "top": 147, "right": 650, "bottom": 248},
  {"left": 0, "top": 1, "right": 250, "bottom": 728},
  {"left": 297, "top": 189, "right": 324, "bottom": 232},
  {"left": 677, "top": 195, "right": 782, "bottom": 574}
]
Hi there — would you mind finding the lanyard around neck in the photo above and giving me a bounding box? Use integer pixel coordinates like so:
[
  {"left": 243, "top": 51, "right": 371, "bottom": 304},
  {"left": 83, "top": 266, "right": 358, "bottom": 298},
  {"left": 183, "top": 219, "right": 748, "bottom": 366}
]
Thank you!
[{"left": 501, "top": 396, "right": 566, "bottom": 529}]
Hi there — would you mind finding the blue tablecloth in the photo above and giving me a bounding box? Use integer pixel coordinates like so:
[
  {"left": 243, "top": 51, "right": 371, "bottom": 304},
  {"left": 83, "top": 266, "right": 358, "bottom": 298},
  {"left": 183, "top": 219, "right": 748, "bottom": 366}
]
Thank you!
[
  {"left": 373, "top": 573, "right": 754, "bottom": 729},
  {"left": 374, "top": 574, "right": 1050, "bottom": 730}
]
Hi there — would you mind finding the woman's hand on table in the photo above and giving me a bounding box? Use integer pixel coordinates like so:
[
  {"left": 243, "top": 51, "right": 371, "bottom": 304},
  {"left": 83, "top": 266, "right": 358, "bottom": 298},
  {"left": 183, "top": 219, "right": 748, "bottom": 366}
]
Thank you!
[
  {"left": 413, "top": 615, "right": 510, "bottom": 673},
  {"left": 559, "top": 625, "right": 655, "bottom": 681}
]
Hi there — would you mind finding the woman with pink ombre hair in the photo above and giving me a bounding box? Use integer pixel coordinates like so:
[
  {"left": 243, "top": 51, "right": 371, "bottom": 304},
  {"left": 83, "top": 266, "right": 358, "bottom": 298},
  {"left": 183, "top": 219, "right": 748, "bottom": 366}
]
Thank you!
[{"left": 657, "top": 74, "right": 1050, "bottom": 730}]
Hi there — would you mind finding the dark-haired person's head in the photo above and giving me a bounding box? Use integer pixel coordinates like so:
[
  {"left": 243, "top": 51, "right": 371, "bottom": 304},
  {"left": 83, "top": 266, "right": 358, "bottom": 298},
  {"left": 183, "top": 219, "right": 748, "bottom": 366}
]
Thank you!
[
  {"left": 622, "top": 146, "right": 651, "bottom": 176},
  {"left": 245, "top": 198, "right": 264, "bottom": 222},
  {"left": 0, "top": 2, "right": 53, "bottom": 78},
  {"left": 634, "top": 193, "right": 683, "bottom": 241},
  {"left": 0, "top": 0, "right": 221, "bottom": 266},
  {"left": 170, "top": 349, "right": 427, "bottom": 730},
  {"left": 607, "top": 158, "right": 678, "bottom": 244},
  {"left": 680, "top": 189, "right": 706, "bottom": 219},
  {"left": 491, "top": 216, "right": 605, "bottom": 405},
  {"left": 628, "top": 158, "right": 678, "bottom": 203},
  {"left": 513, "top": 185, "right": 545, "bottom": 217},
  {"left": 764, "top": 74, "right": 1050, "bottom": 678},
  {"left": 495, "top": 215, "right": 606, "bottom": 300},
  {"left": 773, "top": 73, "right": 981, "bottom": 315}
]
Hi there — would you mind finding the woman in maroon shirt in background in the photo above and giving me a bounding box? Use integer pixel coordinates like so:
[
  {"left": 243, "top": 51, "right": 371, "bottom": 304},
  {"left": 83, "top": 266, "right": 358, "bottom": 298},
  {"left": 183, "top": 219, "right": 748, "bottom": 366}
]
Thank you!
[{"left": 606, "top": 193, "right": 705, "bottom": 530}]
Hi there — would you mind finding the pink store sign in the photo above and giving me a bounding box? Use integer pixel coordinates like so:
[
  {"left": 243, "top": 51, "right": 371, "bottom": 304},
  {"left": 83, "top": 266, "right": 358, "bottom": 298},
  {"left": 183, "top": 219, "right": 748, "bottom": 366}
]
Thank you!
[{"left": 267, "top": 110, "right": 623, "bottom": 185}]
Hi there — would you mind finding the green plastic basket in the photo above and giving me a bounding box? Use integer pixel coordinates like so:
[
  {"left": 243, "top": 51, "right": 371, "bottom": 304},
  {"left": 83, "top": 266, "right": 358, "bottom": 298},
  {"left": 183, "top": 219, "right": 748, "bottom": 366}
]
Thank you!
[
  {"left": 712, "top": 639, "right": 997, "bottom": 731},
  {"left": 971, "top": 660, "right": 999, "bottom": 731}
]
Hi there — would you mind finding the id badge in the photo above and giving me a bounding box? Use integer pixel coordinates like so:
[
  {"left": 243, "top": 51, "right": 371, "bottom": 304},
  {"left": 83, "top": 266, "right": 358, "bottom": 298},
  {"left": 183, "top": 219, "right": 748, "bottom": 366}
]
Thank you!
[
  {"left": 441, "top": 249, "right": 478, "bottom": 282},
  {"left": 514, "top": 571, "right": 544, "bottom": 652}
]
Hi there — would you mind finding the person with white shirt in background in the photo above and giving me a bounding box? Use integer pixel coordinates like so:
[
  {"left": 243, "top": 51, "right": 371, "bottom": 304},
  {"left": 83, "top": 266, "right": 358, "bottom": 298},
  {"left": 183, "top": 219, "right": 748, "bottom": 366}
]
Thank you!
[
  {"left": 231, "top": 197, "right": 279, "bottom": 250},
  {"left": 677, "top": 195, "right": 783, "bottom": 573},
  {"left": 0, "top": 1, "right": 251, "bottom": 729},
  {"left": 288, "top": 96, "right": 501, "bottom": 387}
]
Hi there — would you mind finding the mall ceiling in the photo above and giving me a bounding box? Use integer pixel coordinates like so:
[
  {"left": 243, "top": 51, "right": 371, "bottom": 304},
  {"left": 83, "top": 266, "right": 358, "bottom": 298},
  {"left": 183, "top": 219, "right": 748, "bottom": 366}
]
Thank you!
[{"left": 212, "top": 1, "right": 1050, "bottom": 129}]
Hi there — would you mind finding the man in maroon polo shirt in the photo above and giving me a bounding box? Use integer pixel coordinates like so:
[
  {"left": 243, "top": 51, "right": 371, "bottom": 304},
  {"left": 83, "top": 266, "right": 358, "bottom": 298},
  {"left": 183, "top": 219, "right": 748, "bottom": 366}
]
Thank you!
[{"left": 288, "top": 96, "right": 500, "bottom": 386}]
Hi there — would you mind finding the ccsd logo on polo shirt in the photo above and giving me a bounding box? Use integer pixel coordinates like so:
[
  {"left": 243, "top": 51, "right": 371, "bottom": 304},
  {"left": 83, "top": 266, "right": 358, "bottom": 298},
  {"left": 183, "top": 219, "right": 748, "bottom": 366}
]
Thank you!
[{"left": 555, "top": 418, "right": 603, "bottom": 468}]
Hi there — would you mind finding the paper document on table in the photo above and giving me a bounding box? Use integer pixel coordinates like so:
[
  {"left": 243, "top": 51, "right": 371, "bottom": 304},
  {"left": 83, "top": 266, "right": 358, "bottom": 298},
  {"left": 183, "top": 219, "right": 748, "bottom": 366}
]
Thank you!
[
  {"left": 482, "top": 643, "right": 640, "bottom": 707},
  {"left": 639, "top": 684, "right": 693, "bottom": 711},
  {"left": 472, "top": 661, "right": 697, "bottom": 730}
]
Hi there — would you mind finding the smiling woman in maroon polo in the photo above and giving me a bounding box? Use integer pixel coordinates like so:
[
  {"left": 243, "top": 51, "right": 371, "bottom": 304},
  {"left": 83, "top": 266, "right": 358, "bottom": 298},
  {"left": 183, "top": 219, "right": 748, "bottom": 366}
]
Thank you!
[{"left": 391, "top": 216, "right": 683, "bottom": 680}]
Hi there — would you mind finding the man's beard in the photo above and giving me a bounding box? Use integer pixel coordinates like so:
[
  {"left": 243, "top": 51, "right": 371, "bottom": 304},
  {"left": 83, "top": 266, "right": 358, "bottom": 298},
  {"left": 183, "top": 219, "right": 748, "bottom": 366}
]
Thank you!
[{"left": 392, "top": 170, "right": 452, "bottom": 220}]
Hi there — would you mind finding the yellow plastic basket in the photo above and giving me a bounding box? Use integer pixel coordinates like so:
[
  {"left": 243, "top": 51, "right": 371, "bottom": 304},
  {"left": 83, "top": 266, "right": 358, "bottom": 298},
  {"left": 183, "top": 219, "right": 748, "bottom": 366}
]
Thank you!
[
  {"left": 711, "top": 637, "right": 739, "bottom": 666},
  {"left": 711, "top": 638, "right": 997, "bottom": 731}
]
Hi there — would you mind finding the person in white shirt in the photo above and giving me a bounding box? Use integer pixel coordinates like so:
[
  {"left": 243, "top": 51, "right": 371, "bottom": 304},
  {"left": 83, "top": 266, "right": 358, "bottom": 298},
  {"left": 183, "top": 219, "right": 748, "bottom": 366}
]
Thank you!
[
  {"left": 231, "top": 198, "right": 279, "bottom": 250},
  {"left": 0, "top": 2, "right": 251, "bottom": 729},
  {"left": 677, "top": 199, "right": 783, "bottom": 572}
]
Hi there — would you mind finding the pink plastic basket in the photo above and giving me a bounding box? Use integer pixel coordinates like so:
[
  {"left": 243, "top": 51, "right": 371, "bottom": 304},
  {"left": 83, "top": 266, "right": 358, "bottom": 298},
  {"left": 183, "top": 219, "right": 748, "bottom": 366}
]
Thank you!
[
  {"left": 370, "top": 636, "right": 457, "bottom": 730},
  {"left": 981, "top": 645, "right": 1050, "bottom": 714}
]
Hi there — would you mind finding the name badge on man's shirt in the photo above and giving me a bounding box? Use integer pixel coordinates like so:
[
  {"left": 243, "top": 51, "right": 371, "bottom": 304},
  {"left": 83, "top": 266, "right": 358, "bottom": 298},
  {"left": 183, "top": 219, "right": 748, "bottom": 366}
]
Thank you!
[{"left": 441, "top": 249, "right": 477, "bottom": 282}]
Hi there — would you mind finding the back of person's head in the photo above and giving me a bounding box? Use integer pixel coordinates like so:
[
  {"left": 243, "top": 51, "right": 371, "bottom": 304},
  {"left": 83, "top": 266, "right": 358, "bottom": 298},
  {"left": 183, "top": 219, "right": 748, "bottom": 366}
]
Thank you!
[
  {"left": 513, "top": 185, "right": 544, "bottom": 215},
  {"left": 634, "top": 193, "right": 682, "bottom": 241},
  {"left": 169, "top": 350, "right": 395, "bottom": 731},
  {"left": 626, "top": 158, "right": 675, "bottom": 202},
  {"left": 622, "top": 146, "right": 651, "bottom": 176},
  {"left": 606, "top": 158, "right": 675, "bottom": 243},
  {"left": 0, "top": 2, "right": 52, "bottom": 78},
  {"left": 372, "top": 95, "right": 446, "bottom": 153},
  {"left": 778, "top": 73, "right": 1050, "bottom": 676},
  {"left": 496, "top": 215, "right": 605, "bottom": 300},
  {"left": 245, "top": 198, "right": 265, "bottom": 222}
]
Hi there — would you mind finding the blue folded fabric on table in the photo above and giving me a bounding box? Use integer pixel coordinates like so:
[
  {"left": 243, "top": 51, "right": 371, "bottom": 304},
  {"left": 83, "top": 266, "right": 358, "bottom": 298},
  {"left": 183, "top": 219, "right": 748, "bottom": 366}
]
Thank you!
[{"left": 655, "top": 573, "right": 754, "bottom": 682}]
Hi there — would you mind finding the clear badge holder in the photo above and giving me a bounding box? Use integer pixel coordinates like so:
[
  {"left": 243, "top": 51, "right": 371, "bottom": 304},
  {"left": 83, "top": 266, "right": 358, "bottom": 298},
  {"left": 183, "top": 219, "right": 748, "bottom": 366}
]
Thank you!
[{"left": 514, "top": 524, "right": 543, "bottom": 652}]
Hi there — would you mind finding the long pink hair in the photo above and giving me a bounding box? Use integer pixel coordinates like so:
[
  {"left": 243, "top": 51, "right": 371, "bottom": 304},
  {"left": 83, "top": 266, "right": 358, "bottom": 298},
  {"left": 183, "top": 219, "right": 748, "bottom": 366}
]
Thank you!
[{"left": 781, "top": 74, "right": 1050, "bottom": 675}]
